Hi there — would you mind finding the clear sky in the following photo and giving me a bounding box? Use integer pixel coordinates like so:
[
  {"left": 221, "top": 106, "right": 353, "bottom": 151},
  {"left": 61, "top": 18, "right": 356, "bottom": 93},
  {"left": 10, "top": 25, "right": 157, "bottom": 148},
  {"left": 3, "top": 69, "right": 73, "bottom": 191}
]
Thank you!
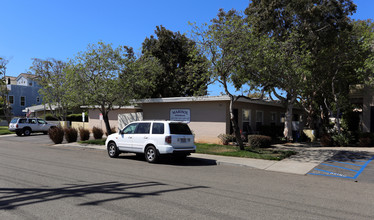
[{"left": 1, "top": 0, "right": 373, "bottom": 96}]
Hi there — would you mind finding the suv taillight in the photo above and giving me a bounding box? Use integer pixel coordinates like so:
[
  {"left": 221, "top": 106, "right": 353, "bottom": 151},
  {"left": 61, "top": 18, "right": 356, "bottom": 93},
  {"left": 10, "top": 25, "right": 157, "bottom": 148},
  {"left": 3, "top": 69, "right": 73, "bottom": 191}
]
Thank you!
[
  {"left": 16, "top": 124, "right": 18, "bottom": 128},
  {"left": 165, "top": 136, "right": 171, "bottom": 144}
]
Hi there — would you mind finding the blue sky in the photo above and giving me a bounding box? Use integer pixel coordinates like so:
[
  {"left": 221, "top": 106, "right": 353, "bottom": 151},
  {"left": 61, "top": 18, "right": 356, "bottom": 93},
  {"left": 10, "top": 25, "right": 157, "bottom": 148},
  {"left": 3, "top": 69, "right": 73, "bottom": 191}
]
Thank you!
[{"left": 1, "top": 0, "right": 373, "bottom": 96}]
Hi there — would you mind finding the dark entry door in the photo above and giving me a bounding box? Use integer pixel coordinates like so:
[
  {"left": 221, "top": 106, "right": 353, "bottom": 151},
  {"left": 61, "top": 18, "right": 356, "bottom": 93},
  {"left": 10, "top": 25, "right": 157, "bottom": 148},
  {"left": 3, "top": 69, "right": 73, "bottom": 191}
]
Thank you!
[{"left": 371, "top": 107, "right": 374, "bottom": 132}]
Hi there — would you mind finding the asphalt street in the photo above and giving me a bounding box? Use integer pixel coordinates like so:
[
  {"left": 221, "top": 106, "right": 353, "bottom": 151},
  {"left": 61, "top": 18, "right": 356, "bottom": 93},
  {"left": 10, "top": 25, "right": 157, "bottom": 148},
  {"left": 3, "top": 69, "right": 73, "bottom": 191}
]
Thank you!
[{"left": 1, "top": 134, "right": 374, "bottom": 219}]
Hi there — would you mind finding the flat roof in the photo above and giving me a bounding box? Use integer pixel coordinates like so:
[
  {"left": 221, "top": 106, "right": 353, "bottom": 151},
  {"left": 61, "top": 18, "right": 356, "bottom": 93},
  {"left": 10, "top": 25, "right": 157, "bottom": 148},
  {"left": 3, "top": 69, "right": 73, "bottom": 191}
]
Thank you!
[{"left": 135, "top": 95, "right": 283, "bottom": 107}]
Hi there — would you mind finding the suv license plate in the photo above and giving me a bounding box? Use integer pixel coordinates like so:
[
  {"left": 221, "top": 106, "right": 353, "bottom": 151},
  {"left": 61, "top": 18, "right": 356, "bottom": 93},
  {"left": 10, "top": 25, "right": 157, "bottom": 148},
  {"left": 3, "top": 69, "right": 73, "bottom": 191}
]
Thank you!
[{"left": 180, "top": 138, "right": 186, "bottom": 143}]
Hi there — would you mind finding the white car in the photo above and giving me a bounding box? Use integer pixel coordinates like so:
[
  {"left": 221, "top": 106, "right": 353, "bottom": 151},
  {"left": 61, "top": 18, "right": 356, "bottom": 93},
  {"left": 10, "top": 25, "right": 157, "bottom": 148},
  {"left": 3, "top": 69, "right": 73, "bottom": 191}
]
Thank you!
[
  {"left": 9, "top": 117, "right": 57, "bottom": 136},
  {"left": 105, "top": 121, "right": 196, "bottom": 163}
]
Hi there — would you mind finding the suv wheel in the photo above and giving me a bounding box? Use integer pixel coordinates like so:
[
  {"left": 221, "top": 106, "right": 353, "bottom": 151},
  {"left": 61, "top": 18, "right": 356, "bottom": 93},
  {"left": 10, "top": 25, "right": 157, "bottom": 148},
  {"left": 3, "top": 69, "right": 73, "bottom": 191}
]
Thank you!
[
  {"left": 23, "top": 128, "right": 31, "bottom": 136},
  {"left": 107, "top": 142, "right": 119, "bottom": 158},
  {"left": 145, "top": 146, "right": 159, "bottom": 163}
]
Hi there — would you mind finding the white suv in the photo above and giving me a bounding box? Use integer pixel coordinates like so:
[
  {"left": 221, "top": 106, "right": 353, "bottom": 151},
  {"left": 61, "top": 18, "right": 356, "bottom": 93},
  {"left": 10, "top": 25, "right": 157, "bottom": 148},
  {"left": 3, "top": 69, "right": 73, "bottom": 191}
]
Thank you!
[
  {"left": 9, "top": 118, "right": 57, "bottom": 136},
  {"left": 105, "top": 121, "right": 196, "bottom": 163}
]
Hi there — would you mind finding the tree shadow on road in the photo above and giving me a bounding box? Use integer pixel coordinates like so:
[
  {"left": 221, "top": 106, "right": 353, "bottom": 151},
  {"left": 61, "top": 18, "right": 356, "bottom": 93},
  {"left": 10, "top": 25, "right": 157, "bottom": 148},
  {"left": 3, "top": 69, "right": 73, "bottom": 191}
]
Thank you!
[{"left": 0, "top": 181, "right": 209, "bottom": 210}]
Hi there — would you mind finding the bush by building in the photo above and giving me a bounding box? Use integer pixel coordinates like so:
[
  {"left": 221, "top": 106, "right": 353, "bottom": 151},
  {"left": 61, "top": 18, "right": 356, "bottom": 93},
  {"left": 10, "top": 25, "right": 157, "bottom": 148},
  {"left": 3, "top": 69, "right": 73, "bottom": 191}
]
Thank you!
[
  {"left": 79, "top": 127, "right": 90, "bottom": 141},
  {"left": 64, "top": 127, "right": 78, "bottom": 143},
  {"left": 248, "top": 135, "right": 272, "bottom": 148},
  {"left": 49, "top": 127, "right": 64, "bottom": 144},
  {"left": 92, "top": 126, "right": 104, "bottom": 139}
]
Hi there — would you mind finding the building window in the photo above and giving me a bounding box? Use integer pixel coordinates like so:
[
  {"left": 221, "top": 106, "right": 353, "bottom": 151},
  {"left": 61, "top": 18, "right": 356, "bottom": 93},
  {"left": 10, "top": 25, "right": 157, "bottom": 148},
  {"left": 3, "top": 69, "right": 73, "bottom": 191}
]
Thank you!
[
  {"left": 8, "top": 96, "right": 14, "bottom": 104},
  {"left": 256, "top": 111, "right": 263, "bottom": 131},
  {"left": 270, "top": 112, "right": 276, "bottom": 126},
  {"left": 242, "top": 109, "right": 251, "bottom": 134},
  {"left": 20, "top": 96, "right": 25, "bottom": 106}
]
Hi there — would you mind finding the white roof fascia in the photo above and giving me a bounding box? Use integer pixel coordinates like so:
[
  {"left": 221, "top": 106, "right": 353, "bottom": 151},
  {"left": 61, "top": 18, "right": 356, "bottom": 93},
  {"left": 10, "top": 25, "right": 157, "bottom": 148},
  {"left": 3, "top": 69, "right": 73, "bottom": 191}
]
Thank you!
[
  {"left": 136, "top": 95, "right": 283, "bottom": 107},
  {"left": 80, "top": 105, "right": 142, "bottom": 110}
]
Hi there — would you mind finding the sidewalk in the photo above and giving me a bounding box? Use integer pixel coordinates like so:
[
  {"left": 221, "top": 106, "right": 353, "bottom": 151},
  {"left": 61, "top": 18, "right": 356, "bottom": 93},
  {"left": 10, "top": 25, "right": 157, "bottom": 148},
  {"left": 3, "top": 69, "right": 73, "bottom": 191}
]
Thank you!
[{"left": 60, "top": 142, "right": 374, "bottom": 175}]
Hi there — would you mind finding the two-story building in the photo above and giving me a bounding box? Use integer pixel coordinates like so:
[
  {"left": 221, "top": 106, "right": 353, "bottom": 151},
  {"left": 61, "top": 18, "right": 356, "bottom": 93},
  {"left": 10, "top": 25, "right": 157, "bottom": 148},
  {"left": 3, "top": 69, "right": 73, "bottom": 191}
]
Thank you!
[{"left": 6, "top": 73, "right": 42, "bottom": 116}]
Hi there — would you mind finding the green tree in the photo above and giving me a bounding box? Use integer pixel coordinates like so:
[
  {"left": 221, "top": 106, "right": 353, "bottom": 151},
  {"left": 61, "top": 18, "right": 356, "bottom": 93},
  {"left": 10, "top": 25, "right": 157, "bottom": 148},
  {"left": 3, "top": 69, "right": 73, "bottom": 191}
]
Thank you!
[
  {"left": 31, "top": 58, "right": 73, "bottom": 122},
  {"left": 141, "top": 25, "right": 210, "bottom": 97},
  {"left": 69, "top": 41, "right": 137, "bottom": 135},
  {"left": 191, "top": 9, "right": 256, "bottom": 150},
  {"left": 244, "top": 0, "right": 358, "bottom": 139},
  {"left": 0, "top": 57, "right": 12, "bottom": 122}
]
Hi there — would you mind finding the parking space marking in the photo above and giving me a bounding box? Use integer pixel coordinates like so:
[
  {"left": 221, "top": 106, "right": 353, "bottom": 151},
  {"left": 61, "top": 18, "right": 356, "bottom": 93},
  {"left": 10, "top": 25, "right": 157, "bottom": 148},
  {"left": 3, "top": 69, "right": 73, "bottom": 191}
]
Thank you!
[
  {"left": 308, "top": 156, "right": 374, "bottom": 180},
  {"left": 320, "top": 163, "right": 359, "bottom": 172},
  {"left": 327, "top": 160, "right": 363, "bottom": 167}
]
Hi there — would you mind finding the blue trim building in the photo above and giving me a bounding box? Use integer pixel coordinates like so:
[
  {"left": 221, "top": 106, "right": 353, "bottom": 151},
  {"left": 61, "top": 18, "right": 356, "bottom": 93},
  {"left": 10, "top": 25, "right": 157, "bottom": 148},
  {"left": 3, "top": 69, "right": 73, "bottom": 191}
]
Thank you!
[{"left": 6, "top": 74, "right": 43, "bottom": 116}]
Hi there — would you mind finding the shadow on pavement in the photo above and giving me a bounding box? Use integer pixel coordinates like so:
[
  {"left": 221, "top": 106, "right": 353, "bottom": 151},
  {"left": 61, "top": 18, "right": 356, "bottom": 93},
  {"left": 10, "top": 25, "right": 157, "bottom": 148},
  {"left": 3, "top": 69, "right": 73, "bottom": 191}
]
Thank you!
[{"left": 0, "top": 181, "right": 209, "bottom": 210}]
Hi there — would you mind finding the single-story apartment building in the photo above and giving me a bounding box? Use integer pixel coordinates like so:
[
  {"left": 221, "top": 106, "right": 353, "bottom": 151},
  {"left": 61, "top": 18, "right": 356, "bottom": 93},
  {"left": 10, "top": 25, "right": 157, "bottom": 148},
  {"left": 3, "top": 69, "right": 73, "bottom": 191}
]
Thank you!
[{"left": 85, "top": 95, "right": 301, "bottom": 144}]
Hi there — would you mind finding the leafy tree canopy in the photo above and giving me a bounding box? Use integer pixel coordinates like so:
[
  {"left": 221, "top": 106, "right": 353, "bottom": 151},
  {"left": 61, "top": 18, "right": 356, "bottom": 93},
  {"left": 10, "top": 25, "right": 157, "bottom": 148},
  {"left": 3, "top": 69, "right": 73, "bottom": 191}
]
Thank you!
[{"left": 141, "top": 25, "right": 210, "bottom": 97}]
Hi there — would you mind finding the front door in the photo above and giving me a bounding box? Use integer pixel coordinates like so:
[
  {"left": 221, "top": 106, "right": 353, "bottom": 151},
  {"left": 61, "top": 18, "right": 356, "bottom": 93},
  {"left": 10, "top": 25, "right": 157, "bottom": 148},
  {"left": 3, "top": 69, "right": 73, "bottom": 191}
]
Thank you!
[
  {"left": 117, "top": 123, "right": 137, "bottom": 151},
  {"left": 132, "top": 122, "right": 151, "bottom": 153},
  {"left": 371, "top": 107, "right": 374, "bottom": 132}
]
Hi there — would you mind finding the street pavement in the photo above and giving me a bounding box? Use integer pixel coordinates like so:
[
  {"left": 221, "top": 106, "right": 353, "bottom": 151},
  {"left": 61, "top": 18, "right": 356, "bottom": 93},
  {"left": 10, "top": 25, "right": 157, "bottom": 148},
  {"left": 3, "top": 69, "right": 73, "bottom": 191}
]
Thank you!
[
  {"left": 1, "top": 134, "right": 374, "bottom": 219},
  {"left": 2, "top": 133, "right": 374, "bottom": 180}
]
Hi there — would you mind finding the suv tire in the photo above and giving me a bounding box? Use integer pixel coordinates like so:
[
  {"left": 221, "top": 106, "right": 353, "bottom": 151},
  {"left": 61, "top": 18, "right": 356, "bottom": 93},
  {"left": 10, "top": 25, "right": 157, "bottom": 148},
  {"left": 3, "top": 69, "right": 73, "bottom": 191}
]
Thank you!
[
  {"left": 23, "top": 128, "right": 31, "bottom": 136},
  {"left": 145, "top": 146, "right": 159, "bottom": 163},
  {"left": 107, "top": 142, "right": 120, "bottom": 158}
]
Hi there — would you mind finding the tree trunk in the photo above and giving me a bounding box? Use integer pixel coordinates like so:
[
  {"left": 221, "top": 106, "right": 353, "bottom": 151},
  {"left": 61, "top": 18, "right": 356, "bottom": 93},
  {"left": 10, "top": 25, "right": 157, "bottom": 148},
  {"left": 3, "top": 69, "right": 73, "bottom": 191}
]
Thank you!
[
  {"left": 229, "top": 95, "right": 244, "bottom": 150},
  {"left": 102, "top": 110, "right": 112, "bottom": 135},
  {"left": 284, "top": 102, "right": 294, "bottom": 142}
]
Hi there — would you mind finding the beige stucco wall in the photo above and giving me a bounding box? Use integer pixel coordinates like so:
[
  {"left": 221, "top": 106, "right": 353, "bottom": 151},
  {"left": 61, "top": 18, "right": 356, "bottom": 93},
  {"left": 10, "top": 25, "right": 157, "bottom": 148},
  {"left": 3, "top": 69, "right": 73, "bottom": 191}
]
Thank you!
[
  {"left": 142, "top": 101, "right": 228, "bottom": 144},
  {"left": 88, "top": 109, "right": 141, "bottom": 132},
  {"left": 233, "top": 102, "right": 286, "bottom": 131}
]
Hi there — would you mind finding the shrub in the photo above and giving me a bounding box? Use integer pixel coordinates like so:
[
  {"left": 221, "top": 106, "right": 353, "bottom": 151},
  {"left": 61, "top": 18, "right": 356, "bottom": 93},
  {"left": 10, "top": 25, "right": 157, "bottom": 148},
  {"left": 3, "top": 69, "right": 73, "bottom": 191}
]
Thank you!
[
  {"left": 320, "top": 133, "right": 332, "bottom": 147},
  {"left": 67, "top": 113, "right": 88, "bottom": 122},
  {"left": 92, "top": 126, "right": 104, "bottom": 139},
  {"left": 218, "top": 134, "right": 235, "bottom": 145},
  {"left": 79, "top": 127, "right": 90, "bottom": 141},
  {"left": 248, "top": 135, "right": 272, "bottom": 148},
  {"left": 64, "top": 127, "right": 78, "bottom": 143},
  {"left": 299, "top": 131, "right": 311, "bottom": 142},
  {"left": 259, "top": 125, "right": 283, "bottom": 138},
  {"left": 105, "top": 127, "right": 117, "bottom": 136},
  {"left": 332, "top": 133, "right": 350, "bottom": 147},
  {"left": 45, "top": 113, "right": 58, "bottom": 121},
  {"left": 49, "top": 127, "right": 64, "bottom": 144},
  {"left": 358, "top": 133, "right": 374, "bottom": 147}
]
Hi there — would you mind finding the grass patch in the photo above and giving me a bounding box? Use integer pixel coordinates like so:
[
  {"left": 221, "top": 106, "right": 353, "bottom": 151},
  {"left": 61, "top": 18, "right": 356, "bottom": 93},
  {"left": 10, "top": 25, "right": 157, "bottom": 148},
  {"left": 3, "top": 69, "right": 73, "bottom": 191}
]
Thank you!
[
  {"left": 79, "top": 138, "right": 106, "bottom": 145},
  {"left": 0, "top": 126, "right": 13, "bottom": 135},
  {"left": 196, "top": 143, "right": 296, "bottom": 161}
]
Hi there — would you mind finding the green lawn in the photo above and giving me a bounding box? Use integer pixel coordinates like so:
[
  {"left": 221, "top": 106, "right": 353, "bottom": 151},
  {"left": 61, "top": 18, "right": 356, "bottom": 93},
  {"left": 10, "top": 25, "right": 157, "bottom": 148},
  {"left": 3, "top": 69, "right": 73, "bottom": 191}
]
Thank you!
[
  {"left": 77, "top": 139, "right": 296, "bottom": 161},
  {"left": 195, "top": 143, "right": 296, "bottom": 161},
  {"left": 79, "top": 139, "right": 106, "bottom": 145},
  {"left": 0, "top": 126, "right": 13, "bottom": 135}
]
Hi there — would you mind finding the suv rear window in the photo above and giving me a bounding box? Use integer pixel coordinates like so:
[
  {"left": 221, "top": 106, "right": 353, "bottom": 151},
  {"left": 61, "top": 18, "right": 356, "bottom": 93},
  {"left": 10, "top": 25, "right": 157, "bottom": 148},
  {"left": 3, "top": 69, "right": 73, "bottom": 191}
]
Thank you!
[
  {"left": 169, "top": 123, "right": 192, "bottom": 135},
  {"left": 10, "top": 118, "right": 19, "bottom": 123}
]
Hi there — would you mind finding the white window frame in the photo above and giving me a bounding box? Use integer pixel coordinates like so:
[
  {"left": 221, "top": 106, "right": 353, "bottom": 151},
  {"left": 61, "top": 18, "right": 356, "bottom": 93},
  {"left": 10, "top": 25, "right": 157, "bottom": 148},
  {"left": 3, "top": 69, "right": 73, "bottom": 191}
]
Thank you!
[
  {"left": 8, "top": 95, "right": 14, "bottom": 104},
  {"left": 242, "top": 109, "right": 251, "bottom": 124},
  {"left": 256, "top": 111, "right": 264, "bottom": 123}
]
